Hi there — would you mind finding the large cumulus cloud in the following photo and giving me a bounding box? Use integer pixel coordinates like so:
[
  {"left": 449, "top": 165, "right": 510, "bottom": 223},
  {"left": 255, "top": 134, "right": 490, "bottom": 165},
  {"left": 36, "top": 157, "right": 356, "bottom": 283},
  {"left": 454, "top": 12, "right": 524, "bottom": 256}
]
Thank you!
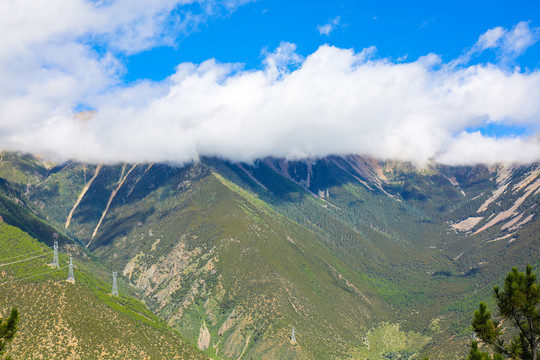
[{"left": 0, "top": 1, "right": 539, "bottom": 166}]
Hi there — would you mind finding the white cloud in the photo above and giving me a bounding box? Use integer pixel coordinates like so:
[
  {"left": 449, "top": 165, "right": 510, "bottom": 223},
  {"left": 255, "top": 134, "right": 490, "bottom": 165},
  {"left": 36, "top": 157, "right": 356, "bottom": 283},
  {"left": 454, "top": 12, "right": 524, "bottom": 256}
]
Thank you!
[
  {"left": 501, "top": 21, "right": 538, "bottom": 59},
  {"left": 0, "top": 5, "right": 538, "bottom": 167},
  {"left": 437, "top": 132, "right": 540, "bottom": 165},
  {"left": 453, "top": 21, "right": 539, "bottom": 67},
  {"left": 317, "top": 16, "right": 341, "bottom": 36},
  {"left": 4, "top": 44, "right": 540, "bottom": 166},
  {"left": 262, "top": 42, "right": 304, "bottom": 79},
  {"left": 0, "top": 0, "right": 251, "bottom": 159},
  {"left": 0, "top": 0, "right": 251, "bottom": 56},
  {"left": 477, "top": 26, "right": 506, "bottom": 50}
]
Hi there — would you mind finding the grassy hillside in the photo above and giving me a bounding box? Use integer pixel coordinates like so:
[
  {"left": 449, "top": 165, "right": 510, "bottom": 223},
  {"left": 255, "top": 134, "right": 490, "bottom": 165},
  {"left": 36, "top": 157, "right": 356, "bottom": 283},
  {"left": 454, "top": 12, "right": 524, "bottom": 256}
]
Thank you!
[
  {"left": 0, "top": 222, "right": 208, "bottom": 360},
  {"left": 87, "top": 165, "right": 394, "bottom": 359}
]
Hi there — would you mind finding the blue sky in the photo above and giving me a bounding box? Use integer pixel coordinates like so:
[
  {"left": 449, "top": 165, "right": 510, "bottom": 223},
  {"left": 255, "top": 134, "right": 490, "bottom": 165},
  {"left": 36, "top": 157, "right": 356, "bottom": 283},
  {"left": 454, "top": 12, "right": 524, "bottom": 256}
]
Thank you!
[
  {"left": 1, "top": 0, "right": 539, "bottom": 165},
  {"left": 125, "top": 0, "right": 540, "bottom": 82}
]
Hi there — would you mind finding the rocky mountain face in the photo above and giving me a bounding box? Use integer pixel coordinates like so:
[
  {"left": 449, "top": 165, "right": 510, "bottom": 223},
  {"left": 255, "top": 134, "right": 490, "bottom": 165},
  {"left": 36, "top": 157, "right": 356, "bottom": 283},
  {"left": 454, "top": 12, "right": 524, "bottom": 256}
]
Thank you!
[{"left": 0, "top": 151, "right": 538, "bottom": 359}]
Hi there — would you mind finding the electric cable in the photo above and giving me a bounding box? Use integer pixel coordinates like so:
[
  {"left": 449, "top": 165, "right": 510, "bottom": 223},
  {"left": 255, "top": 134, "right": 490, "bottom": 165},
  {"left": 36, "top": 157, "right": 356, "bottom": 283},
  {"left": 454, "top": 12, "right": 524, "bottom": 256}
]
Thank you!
[
  {"left": 0, "top": 248, "right": 48, "bottom": 262},
  {"left": 0, "top": 251, "right": 52, "bottom": 267}
]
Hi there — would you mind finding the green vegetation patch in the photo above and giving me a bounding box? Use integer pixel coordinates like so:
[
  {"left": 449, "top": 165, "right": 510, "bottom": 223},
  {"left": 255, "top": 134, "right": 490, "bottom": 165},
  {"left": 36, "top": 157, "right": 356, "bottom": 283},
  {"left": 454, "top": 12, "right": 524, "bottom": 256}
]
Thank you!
[{"left": 351, "top": 322, "right": 431, "bottom": 359}]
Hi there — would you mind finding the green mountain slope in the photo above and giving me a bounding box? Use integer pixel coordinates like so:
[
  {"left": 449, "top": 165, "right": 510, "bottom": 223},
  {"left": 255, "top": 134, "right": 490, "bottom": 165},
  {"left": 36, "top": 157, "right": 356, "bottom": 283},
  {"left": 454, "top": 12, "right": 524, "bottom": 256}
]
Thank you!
[
  {"left": 220, "top": 157, "right": 540, "bottom": 358},
  {"left": 10, "top": 158, "right": 396, "bottom": 358},
  {"left": 1, "top": 152, "right": 538, "bottom": 359},
  {"left": 80, "top": 165, "right": 392, "bottom": 359},
  {"left": 0, "top": 222, "right": 207, "bottom": 359}
]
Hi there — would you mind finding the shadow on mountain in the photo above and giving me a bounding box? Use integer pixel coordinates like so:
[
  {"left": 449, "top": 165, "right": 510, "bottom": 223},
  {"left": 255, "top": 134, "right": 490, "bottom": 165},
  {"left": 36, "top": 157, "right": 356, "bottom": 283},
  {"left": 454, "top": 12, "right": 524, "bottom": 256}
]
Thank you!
[{"left": 90, "top": 208, "right": 156, "bottom": 250}]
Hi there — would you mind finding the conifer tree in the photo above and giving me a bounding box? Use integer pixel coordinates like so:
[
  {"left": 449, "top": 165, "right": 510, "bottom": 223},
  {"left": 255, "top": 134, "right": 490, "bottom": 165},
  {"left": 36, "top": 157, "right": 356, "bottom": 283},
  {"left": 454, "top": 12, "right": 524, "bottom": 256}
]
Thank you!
[
  {"left": 468, "top": 265, "right": 540, "bottom": 360},
  {"left": 0, "top": 308, "right": 18, "bottom": 360}
]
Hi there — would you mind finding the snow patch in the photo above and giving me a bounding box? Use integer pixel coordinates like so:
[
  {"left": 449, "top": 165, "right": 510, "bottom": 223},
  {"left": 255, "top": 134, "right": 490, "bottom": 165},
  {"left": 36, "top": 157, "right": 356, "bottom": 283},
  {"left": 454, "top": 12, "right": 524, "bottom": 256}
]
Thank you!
[
  {"left": 487, "top": 233, "right": 515, "bottom": 243},
  {"left": 445, "top": 175, "right": 459, "bottom": 186},
  {"left": 495, "top": 164, "right": 516, "bottom": 186},
  {"left": 501, "top": 212, "right": 525, "bottom": 231},
  {"left": 475, "top": 177, "right": 540, "bottom": 234},
  {"left": 471, "top": 192, "right": 484, "bottom": 201},
  {"left": 512, "top": 167, "right": 540, "bottom": 193},
  {"left": 441, "top": 173, "right": 466, "bottom": 196},
  {"left": 509, "top": 213, "right": 534, "bottom": 232},
  {"left": 450, "top": 217, "right": 483, "bottom": 232},
  {"left": 477, "top": 183, "right": 508, "bottom": 213}
]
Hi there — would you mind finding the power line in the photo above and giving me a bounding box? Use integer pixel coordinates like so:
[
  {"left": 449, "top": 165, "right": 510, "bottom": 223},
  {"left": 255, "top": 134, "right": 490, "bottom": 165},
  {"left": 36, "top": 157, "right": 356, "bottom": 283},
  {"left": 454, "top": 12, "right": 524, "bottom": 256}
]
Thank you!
[
  {"left": 16, "top": 265, "right": 68, "bottom": 282},
  {"left": 0, "top": 251, "right": 52, "bottom": 267},
  {"left": 0, "top": 248, "right": 48, "bottom": 262},
  {"left": 0, "top": 265, "right": 67, "bottom": 286},
  {"left": 0, "top": 240, "right": 111, "bottom": 289},
  {"left": 0, "top": 247, "right": 114, "bottom": 288}
]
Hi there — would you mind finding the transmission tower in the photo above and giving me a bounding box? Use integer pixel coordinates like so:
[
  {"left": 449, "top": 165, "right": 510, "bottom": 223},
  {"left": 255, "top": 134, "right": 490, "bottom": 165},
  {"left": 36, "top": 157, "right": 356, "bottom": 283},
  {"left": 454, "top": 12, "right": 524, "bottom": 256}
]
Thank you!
[
  {"left": 67, "top": 256, "right": 75, "bottom": 282},
  {"left": 52, "top": 240, "right": 59, "bottom": 268},
  {"left": 291, "top": 327, "right": 296, "bottom": 344},
  {"left": 112, "top": 271, "right": 118, "bottom": 296}
]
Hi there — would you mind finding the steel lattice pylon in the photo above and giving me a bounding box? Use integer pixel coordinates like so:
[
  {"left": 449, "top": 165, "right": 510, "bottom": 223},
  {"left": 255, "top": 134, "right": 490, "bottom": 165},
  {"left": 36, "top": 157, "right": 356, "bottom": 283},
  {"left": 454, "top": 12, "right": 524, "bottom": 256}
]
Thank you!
[
  {"left": 112, "top": 271, "right": 118, "bottom": 296},
  {"left": 52, "top": 241, "right": 59, "bottom": 268},
  {"left": 67, "top": 256, "right": 75, "bottom": 282}
]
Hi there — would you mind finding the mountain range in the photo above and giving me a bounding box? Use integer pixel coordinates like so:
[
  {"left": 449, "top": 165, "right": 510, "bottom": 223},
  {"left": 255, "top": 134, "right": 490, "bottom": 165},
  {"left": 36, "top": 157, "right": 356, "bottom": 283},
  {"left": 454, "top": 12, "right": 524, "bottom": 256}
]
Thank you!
[{"left": 0, "top": 151, "right": 538, "bottom": 359}]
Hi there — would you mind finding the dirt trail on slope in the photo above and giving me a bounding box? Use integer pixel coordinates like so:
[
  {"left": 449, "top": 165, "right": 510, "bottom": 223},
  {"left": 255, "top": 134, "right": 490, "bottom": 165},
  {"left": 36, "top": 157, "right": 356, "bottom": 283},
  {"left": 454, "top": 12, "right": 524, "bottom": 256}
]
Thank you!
[
  {"left": 126, "top": 163, "right": 153, "bottom": 198},
  {"left": 87, "top": 164, "right": 137, "bottom": 248},
  {"left": 65, "top": 165, "right": 102, "bottom": 229}
]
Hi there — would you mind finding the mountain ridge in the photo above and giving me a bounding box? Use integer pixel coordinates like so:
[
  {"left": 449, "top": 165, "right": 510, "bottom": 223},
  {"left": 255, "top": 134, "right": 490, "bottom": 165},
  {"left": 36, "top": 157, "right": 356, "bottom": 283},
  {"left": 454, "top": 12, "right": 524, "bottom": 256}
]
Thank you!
[{"left": 1, "top": 151, "right": 538, "bottom": 359}]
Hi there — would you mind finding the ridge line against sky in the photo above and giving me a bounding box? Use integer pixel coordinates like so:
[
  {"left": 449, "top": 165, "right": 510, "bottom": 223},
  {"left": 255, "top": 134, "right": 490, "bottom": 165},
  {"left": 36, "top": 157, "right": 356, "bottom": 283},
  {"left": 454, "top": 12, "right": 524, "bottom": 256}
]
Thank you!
[{"left": 0, "top": 0, "right": 539, "bottom": 166}]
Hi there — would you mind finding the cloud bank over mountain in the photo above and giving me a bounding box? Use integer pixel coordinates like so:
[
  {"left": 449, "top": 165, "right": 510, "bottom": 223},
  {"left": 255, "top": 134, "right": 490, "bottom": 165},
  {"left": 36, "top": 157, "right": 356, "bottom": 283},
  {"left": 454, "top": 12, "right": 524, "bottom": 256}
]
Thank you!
[{"left": 0, "top": 1, "right": 539, "bottom": 166}]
